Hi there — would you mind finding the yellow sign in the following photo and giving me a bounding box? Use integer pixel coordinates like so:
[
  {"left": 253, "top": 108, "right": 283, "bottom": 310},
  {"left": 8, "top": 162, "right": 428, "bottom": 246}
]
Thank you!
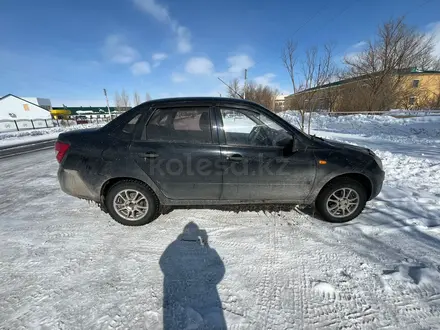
[{"left": 23, "top": 104, "right": 30, "bottom": 111}]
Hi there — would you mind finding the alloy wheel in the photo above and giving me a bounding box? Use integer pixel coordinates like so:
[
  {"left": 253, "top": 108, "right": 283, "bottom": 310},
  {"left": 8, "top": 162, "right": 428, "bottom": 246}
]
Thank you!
[
  {"left": 113, "top": 189, "right": 149, "bottom": 221},
  {"left": 325, "top": 188, "right": 360, "bottom": 218}
]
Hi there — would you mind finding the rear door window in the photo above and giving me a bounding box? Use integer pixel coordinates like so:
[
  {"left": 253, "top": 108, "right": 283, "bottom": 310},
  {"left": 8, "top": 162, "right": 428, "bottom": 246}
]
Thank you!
[
  {"left": 122, "top": 114, "right": 142, "bottom": 134},
  {"left": 143, "top": 108, "right": 212, "bottom": 144}
]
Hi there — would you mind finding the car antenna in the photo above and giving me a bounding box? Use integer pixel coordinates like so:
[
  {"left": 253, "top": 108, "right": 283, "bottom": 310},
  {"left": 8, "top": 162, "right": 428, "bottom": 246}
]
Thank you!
[{"left": 217, "top": 77, "right": 244, "bottom": 99}]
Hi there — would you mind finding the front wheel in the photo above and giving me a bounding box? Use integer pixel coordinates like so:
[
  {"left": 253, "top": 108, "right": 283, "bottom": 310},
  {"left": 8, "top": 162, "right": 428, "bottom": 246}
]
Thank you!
[
  {"left": 105, "top": 180, "right": 160, "bottom": 226},
  {"left": 315, "top": 178, "right": 367, "bottom": 223}
]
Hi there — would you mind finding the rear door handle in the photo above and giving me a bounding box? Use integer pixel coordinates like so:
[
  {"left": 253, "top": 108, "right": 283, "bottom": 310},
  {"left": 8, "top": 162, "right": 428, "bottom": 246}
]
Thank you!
[
  {"left": 138, "top": 152, "right": 159, "bottom": 159},
  {"left": 226, "top": 154, "right": 244, "bottom": 162}
]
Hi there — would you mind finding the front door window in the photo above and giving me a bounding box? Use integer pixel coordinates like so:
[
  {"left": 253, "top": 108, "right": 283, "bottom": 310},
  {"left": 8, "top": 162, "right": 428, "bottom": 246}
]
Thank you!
[{"left": 219, "top": 109, "right": 291, "bottom": 147}]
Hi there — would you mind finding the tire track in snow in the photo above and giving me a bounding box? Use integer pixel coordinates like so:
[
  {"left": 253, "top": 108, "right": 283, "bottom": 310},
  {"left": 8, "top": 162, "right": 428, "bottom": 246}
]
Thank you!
[{"left": 253, "top": 224, "right": 275, "bottom": 328}]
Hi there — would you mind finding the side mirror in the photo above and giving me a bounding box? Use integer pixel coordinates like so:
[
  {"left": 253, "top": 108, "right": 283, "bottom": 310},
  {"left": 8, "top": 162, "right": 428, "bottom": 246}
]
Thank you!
[
  {"left": 292, "top": 138, "right": 301, "bottom": 153},
  {"left": 275, "top": 136, "right": 295, "bottom": 156},
  {"left": 275, "top": 136, "right": 293, "bottom": 147}
]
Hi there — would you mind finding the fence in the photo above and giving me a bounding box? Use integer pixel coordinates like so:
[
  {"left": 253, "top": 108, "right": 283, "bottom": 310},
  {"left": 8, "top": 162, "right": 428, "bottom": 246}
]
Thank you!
[
  {"left": 0, "top": 116, "right": 115, "bottom": 133},
  {"left": 0, "top": 118, "right": 55, "bottom": 133}
]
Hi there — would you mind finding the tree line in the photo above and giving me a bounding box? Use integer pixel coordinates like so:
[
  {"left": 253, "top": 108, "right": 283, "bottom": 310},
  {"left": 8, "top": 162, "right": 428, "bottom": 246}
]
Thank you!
[
  {"left": 282, "top": 17, "right": 440, "bottom": 131},
  {"left": 114, "top": 90, "right": 152, "bottom": 111},
  {"left": 225, "top": 78, "right": 280, "bottom": 112}
]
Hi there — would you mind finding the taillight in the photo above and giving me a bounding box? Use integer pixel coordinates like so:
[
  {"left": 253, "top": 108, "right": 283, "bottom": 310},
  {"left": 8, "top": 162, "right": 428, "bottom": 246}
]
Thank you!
[{"left": 55, "top": 141, "right": 70, "bottom": 163}]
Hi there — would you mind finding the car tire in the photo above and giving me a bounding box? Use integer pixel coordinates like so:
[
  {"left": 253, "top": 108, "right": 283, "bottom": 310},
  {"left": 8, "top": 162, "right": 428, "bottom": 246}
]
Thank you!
[
  {"left": 315, "top": 178, "right": 367, "bottom": 223},
  {"left": 105, "top": 180, "right": 160, "bottom": 226}
]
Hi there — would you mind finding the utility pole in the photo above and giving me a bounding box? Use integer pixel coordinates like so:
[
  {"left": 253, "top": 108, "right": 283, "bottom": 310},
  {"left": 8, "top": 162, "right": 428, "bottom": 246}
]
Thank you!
[
  {"left": 243, "top": 69, "right": 248, "bottom": 99},
  {"left": 103, "top": 88, "right": 111, "bottom": 119}
]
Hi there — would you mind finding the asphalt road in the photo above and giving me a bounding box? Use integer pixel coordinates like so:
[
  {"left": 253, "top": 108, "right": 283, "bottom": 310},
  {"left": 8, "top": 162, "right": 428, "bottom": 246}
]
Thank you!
[{"left": 0, "top": 139, "right": 56, "bottom": 159}]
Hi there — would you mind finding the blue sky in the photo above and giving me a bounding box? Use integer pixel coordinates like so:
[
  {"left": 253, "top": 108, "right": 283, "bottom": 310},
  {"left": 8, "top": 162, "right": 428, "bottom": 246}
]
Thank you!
[{"left": 0, "top": 0, "right": 439, "bottom": 106}]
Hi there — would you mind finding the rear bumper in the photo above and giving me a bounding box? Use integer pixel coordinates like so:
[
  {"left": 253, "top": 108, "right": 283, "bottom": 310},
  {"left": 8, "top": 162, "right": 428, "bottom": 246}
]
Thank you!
[{"left": 58, "top": 167, "right": 100, "bottom": 201}]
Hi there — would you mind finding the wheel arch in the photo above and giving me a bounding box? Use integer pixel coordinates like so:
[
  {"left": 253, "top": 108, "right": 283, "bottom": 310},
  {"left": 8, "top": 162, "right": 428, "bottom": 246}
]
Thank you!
[
  {"left": 315, "top": 173, "right": 373, "bottom": 201},
  {"left": 100, "top": 176, "right": 164, "bottom": 205}
]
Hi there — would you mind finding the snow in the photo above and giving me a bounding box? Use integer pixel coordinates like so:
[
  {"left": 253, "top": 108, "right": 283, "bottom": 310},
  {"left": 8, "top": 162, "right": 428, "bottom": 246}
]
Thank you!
[
  {"left": 1, "top": 113, "right": 440, "bottom": 329},
  {"left": 0, "top": 123, "right": 104, "bottom": 147},
  {"left": 281, "top": 112, "right": 440, "bottom": 231}
]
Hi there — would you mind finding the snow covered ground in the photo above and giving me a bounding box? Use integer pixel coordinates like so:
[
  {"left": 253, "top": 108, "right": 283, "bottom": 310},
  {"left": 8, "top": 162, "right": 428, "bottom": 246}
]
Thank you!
[
  {"left": 1, "top": 114, "right": 440, "bottom": 329},
  {"left": 0, "top": 123, "right": 104, "bottom": 148}
]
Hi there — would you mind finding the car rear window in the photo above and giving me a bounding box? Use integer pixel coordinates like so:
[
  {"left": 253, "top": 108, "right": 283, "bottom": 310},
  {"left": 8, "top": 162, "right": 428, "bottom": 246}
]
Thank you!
[{"left": 143, "top": 108, "right": 212, "bottom": 143}]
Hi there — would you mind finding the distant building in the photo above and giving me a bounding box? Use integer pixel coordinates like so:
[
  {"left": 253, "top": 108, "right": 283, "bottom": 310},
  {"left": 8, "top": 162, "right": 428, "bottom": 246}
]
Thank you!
[
  {"left": 274, "top": 94, "right": 287, "bottom": 111},
  {"left": 285, "top": 68, "right": 440, "bottom": 111},
  {"left": 21, "top": 97, "right": 52, "bottom": 111},
  {"left": 0, "top": 94, "right": 51, "bottom": 120},
  {"left": 51, "top": 106, "right": 119, "bottom": 116}
]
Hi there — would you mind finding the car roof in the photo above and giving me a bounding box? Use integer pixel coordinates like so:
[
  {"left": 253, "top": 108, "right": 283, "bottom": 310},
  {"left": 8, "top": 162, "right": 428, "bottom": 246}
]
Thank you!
[{"left": 146, "top": 97, "right": 266, "bottom": 109}]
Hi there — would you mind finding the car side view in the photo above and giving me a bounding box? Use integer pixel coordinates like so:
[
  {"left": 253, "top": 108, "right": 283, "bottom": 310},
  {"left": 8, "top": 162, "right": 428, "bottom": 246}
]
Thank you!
[{"left": 56, "top": 97, "right": 385, "bottom": 226}]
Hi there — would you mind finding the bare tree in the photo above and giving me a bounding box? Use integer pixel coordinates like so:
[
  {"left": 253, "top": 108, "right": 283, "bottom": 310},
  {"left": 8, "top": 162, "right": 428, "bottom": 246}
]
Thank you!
[
  {"left": 302, "top": 44, "right": 336, "bottom": 133},
  {"left": 114, "top": 91, "right": 123, "bottom": 112},
  {"left": 282, "top": 40, "right": 309, "bottom": 130},
  {"left": 344, "top": 17, "right": 435, "bottom": 111},
  {"left": 285, "top": 44, "right": 335, "bottom": 132},
  {"left": 145, "top": 92, "right": 152, "bottom": 101},
  {"left": 114, "top": 89, "right": 132, "bottom": 111},
  {"left": 226, "top": 78, "right": 278, "bottom": 110},
  {"left": 244, "top": 82, "right": 278, "bottom": 110},
  {"left": 133, "top": 91, "right": 141, "bottom": 106},
  {"left": 432, "top": 57, "right": 440, "bottom": 71},
  {"left": 282, "top": 40, "right": 298, "bottom": 93},
  {"left": 226, "top": 78, "right": 243, "bottom": 98}
]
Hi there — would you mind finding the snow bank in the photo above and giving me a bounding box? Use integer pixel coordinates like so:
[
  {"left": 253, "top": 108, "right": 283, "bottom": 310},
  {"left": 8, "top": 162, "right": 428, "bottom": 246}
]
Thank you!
[
  {"left": 280, "top": 111, "right": 440, "bottom": 138},
  {"left": 0, "top": 123, "right": 104, "bottom": 147}
]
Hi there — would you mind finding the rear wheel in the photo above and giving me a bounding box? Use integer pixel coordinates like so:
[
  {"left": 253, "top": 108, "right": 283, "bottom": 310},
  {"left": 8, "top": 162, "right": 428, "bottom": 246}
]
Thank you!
[
  {"left": 315, "top": 178, "right": 367, "bottom": 223},
  {"left": 105, "top": 180, "right": 159, "bottom": 226}
]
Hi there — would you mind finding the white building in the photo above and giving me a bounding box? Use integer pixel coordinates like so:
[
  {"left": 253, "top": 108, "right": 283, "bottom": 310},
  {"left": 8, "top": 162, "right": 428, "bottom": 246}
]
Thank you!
[
  {"left": 21, "top": 97, "right": 52, "bottom": 111},
  {"left": 274, "top": 94, "right": 287, "bottom": 111},
  {"left": 0, "top": 94, "right": 52, "bottom": 120}
]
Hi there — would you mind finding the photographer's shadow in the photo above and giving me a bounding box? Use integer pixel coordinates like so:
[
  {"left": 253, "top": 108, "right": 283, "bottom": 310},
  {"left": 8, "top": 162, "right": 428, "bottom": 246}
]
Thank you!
[{"left": 160, "top": 222, "right": 226, "bottom": 330}]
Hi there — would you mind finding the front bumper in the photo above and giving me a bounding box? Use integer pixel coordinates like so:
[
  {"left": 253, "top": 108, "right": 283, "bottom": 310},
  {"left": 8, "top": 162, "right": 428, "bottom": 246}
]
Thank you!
[
  {"left": 58, "top": 167, "right": 100, "bottom": 201},
  {"left": 369, "top": 169, "right": 385, "bottom": 200}
]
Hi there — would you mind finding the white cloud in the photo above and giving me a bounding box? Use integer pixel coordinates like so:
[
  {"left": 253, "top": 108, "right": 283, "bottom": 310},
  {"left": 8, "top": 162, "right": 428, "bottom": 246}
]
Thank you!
[
  {"left": 171, "top": 72, "right": 186, "bottom": 83},
  {"left": 130, "top": 61, "right": 151, "bottom": 75},
  {"left": 427, "top": 21, "right": 440, "bottom": 57},
  {"left": 227, "top": 54, "right": 255, "bottom": 73},
  {"left": 254, "top": 73, "right": 276, "bottom": 86},
  {"left": 152, "top": 52, "right": 168, "bottom": 61},
  {"left": 152, "top": 52, "right": 168, "bottom": 67},
  {"left": 176, "top": 26, "right": 192, "bottom": 53},
  {"left": 104, "top": 34, "right": 139, "bottom": 64},
  {"left": 133, "top": 0, "right": 192, "bottom": 53},
  {"left": 132, "top": 0, "right": 170, "bottom": 22},
  {"left": 343, "top": 51, "right": 360, "bottom": 63},
  {"left": 185, "top": 57, "right": 214, "bottom": 75},
  {"left": 352, "top": 41, "right": 367, "bottom": 49}
]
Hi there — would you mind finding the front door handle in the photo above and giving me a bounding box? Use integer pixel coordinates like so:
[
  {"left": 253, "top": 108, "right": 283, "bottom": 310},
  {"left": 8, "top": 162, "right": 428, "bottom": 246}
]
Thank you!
[
  {"left": 138, "top": 152, "right": 159, "bottom": 159},
  {"left": 226, "top": 154, "right": 243, "bottom": 162}
]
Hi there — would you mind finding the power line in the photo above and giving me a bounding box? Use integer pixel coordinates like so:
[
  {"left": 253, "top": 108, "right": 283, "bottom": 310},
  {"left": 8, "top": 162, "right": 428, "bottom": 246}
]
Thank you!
[
  {"left": 284, "top": 0, "right": 361, "bottom": 64},
  {"left": 289, "top": 2, "right": 333, "bottom": 38},
  {"left": 310, "top": 0, "right": 361, "bottom": 36},
  {"left": 403, "top": 0, "right": 434, "bottom": 18},
  {"left": 334, "top": 0, "right": 436, "bottom": 61}
]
